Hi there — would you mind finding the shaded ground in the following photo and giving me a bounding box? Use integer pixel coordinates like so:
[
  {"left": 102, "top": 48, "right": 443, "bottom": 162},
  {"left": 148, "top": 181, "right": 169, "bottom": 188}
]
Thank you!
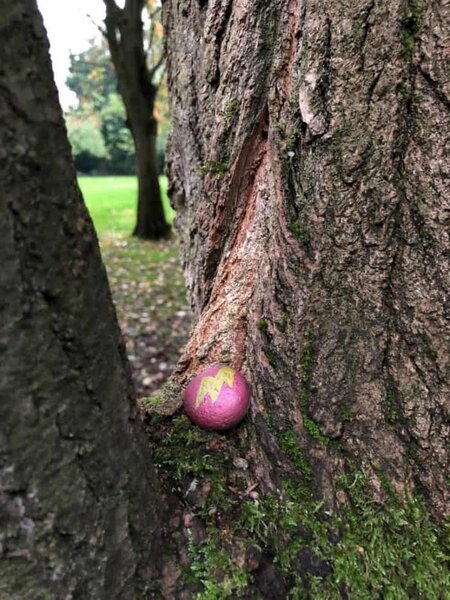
[
  {"left": 100, "top": 234, "right": 191, "bottom": 399},
  {"left": 80, "top": 175, "right": 190, "bottom": 398}
]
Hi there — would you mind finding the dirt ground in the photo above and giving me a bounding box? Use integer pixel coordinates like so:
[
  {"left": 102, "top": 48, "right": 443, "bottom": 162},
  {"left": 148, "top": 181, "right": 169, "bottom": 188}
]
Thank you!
[{"left": 100, "top": 234, "right": 191, "bottom": 400}]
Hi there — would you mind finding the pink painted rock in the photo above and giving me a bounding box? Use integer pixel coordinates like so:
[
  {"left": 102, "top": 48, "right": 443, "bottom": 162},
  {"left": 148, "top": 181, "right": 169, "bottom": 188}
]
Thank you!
[{"left": 183, "top": 364, "right": 251, "bottom": 431}]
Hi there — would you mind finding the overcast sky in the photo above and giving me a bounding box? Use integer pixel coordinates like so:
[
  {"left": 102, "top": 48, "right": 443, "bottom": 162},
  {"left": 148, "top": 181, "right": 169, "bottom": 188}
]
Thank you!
[{"left": 37, "top": 0, "right": 106, "bottom": 109}]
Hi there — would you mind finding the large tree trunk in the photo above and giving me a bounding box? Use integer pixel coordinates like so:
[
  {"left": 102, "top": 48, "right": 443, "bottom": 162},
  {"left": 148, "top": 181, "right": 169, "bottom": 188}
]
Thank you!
[
  {"left": 104, "top": 0, "right": 170, "bottom": 240},
  {"left": 163, "top": 0, "right": 449, "bottom": 518},
  {"left": 0, "top": 2, "right": 163, "bottom": 597}
]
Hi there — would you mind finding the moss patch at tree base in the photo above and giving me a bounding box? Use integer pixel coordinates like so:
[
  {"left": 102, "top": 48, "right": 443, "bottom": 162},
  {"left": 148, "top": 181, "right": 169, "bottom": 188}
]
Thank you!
[{"left": 145, "top": 412, "right": 450, "bottom": 599}]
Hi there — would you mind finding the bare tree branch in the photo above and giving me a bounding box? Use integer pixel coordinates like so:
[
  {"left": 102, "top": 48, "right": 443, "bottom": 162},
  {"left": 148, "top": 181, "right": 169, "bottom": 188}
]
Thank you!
[
  {"left": 86, "top": 13, "right": 107, "bottom": 38},
  {"left": 148, "top": 12, "right": 156, "bottom": 50},
  {"left": 148, "top": 6, "right": 162, "bottom": 22},
  {"left": 103, "top": 0, "right": 123, "bottom": 63}
]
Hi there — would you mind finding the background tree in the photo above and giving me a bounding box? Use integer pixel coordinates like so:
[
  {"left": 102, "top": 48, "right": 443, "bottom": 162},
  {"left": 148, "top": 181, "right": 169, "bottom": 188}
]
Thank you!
[
  {"left": 67, "top": 39, "right": 117, "bottom": 111},
  {"left": 66, "top": 112, "right": 107, "bottom": 173},
  {"left": 0, "top": 0, "right": 164, "bottom": 595},
  {"left": 66, "top": 37, "right": 170, "bottom": 177},
  {"left": 163, "top": 0, "right": 449, "bottom": 521},
  {"left": 66, "top": 40, "right": 136, "bottom": 175},
  {"left": 101, "top": 92, "right": 136, "bottom": 174},
  {"left": 103, "top": 0, "right": 169, "bottom": 239}
]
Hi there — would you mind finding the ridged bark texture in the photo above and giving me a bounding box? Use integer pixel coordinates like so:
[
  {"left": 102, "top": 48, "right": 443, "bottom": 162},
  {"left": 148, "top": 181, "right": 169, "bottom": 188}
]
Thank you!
[
  {"left": 0, "top": 2, "right": 162, "bottom": 597},
  {"left": 164, "top": 0, "right": 449, "bottom": 515}
]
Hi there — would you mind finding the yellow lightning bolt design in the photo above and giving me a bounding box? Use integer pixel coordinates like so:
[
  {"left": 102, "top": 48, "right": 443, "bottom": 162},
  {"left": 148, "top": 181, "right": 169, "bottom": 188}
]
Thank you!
[{"left": 195, "top": 367, "right": 235, "bottom": 408}]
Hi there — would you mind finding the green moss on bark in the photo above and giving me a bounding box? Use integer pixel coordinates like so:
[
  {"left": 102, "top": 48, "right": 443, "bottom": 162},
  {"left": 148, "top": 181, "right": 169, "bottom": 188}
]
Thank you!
[
  {"left": 150, "top": 414, "right": 449, "bottom": 599},
  {"left": 385, "top": 388, "right": 398, "bottom": 423},
  {"left": 300, "top": 335, "right": 330, "bottom": 445},
  {"left": 198, "top": 161, "right": 229, "bottom": 179},
  {"left": 401, "top": 0, "right": 423, "bottom": 56}
]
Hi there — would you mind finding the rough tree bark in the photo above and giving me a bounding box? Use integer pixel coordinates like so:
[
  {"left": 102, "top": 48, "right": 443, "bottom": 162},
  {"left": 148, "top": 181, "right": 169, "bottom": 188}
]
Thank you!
[
  {"left": 163, "top": 0, "right": 449, "bottom": 516},
  {"left": 104, "top": 0, "right": 170, "bottom": 240},
  {"left": 0, "top": 1, "right": 163, "bottom": 597}
]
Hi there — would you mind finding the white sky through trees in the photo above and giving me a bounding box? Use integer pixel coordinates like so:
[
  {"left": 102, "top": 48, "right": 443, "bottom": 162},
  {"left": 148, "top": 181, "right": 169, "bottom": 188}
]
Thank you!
[{"left": 37, "top": 0, "right": 105, "bottom": 110}]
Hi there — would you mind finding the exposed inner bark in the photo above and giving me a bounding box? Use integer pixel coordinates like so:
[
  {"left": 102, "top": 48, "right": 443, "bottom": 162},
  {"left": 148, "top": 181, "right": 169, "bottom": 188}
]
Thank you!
[
  {"left": 163, "top": 0, "right": 449, "bottom": 516},
  {"left": 0, "top": 2, "right": 163, "bottom": 596}
]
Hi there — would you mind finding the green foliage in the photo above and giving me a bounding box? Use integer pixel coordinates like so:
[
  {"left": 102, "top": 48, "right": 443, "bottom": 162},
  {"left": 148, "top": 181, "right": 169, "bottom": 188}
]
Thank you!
[
  {"left": 65, "top": 43, "right": 135, "bottom": 175},
  {"left": 66, "top": 114, "right": 106, "bottom": 173},
  {"left": 66, "top": 115, "right": 106, "bottom": 157},
  {"left": 67, "top": 41, "right": 116, "bottom": 111},
  {"left": 66, "top": 43, "right": 135, "bottom": 175},
  {"left": 100, "top": 94, "right": 135, "bottom": 174},
  {"left": 66, "top": 36, "right": 169, "bottom": 176}
]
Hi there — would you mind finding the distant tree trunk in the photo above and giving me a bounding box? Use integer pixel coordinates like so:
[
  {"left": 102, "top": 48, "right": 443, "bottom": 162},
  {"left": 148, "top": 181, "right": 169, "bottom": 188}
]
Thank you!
[
  {"left": 133, "top": 115, "right": 166, "bottom": 238},
  {"left": 0, "top": 1, "right": 164, "bottom": 597},
  {"left": 164, "top": 0, "right": 449, "bottom": 516},
  {"left": 104, "top": 0, "right": 169, "bottom": 240}
]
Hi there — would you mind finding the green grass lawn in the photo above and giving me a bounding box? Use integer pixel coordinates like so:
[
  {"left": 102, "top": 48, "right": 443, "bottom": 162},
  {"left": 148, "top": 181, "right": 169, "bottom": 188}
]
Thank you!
[
  {"left": 78, "top": 173, "right": 183, "bottom": 317},
  {"left": 78, "top": 175, "right": 175, "bottom": 237}
]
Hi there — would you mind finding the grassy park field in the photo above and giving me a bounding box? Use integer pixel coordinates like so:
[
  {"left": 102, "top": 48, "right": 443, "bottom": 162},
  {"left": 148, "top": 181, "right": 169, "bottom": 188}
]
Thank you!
[
  {"left": 79, "top": 175, "right": 175, "bottom": 236},
  {"left": 78, "top": 175, "right": 190, "bottom": 399}
]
